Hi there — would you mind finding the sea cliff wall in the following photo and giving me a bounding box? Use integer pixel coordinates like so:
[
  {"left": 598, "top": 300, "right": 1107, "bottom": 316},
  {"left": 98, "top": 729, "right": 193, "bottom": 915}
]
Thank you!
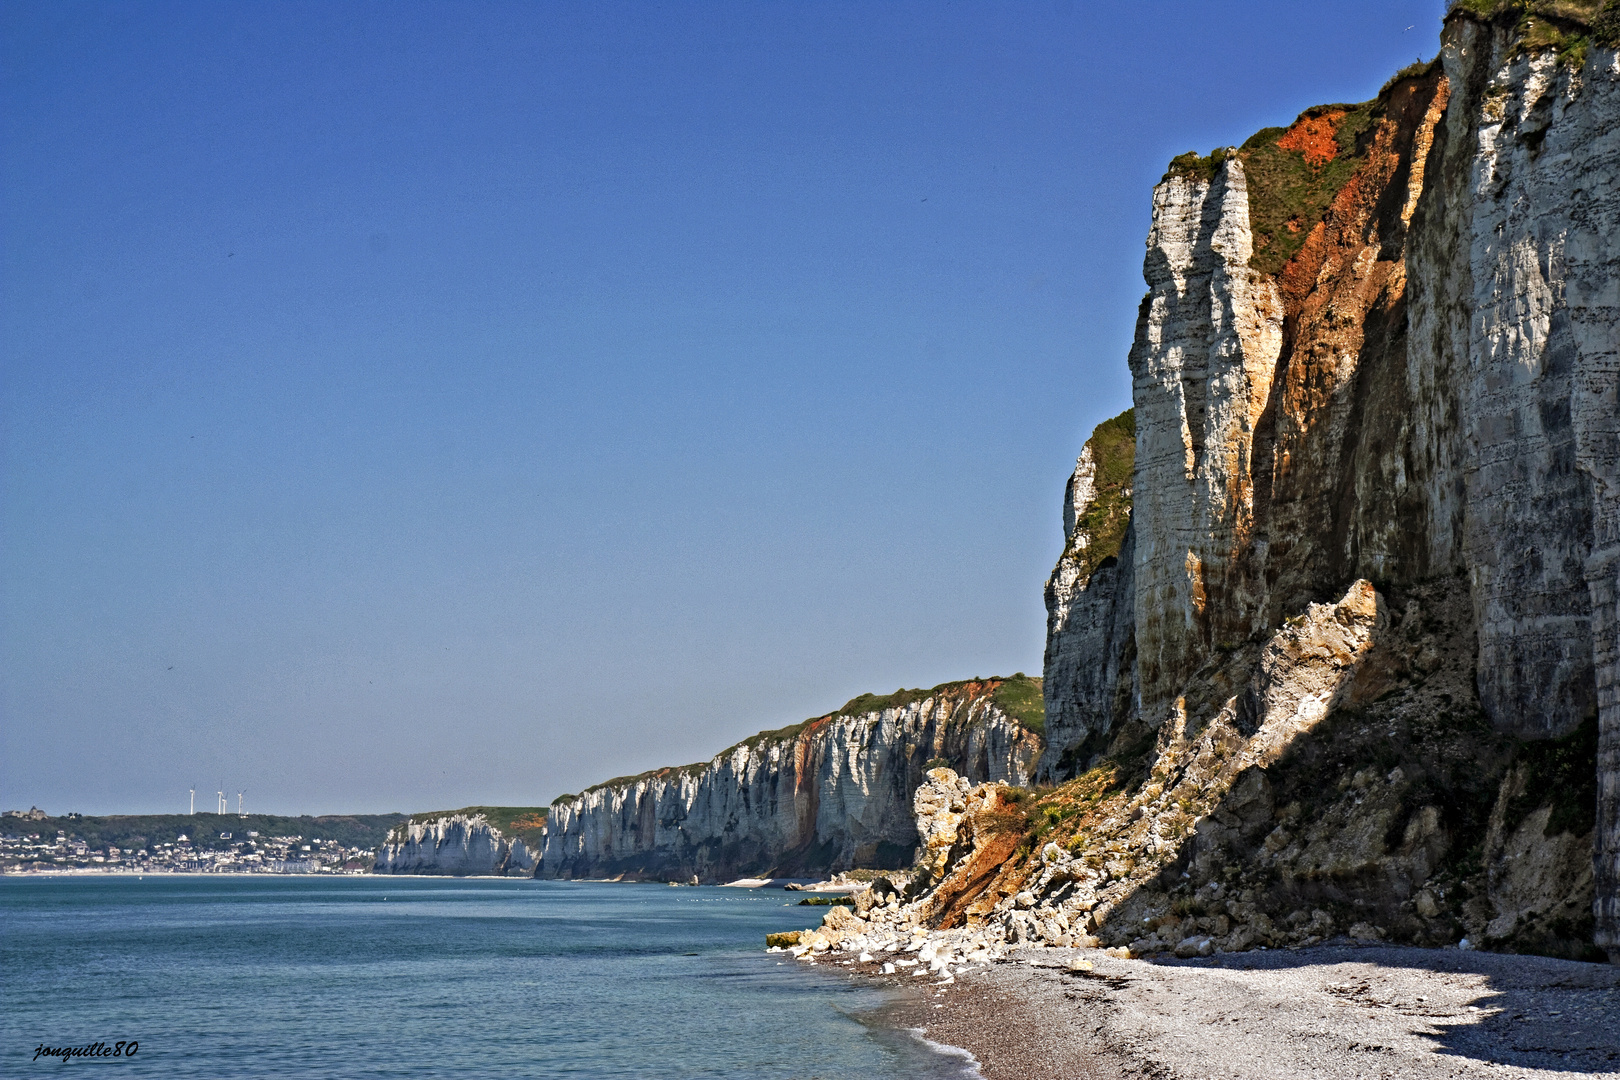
[
  {"left": 1011, "top": 5, "right": 1618, "bottom": 961},
  {"left": 1430, "top": 16, "right": 1620, "bottom": 953},
  {"left": 374, "top": 813, "right": 538, "bottom": 876},
  {"left": 540, "top": 679, "right": 1042, "bottom": 882}
]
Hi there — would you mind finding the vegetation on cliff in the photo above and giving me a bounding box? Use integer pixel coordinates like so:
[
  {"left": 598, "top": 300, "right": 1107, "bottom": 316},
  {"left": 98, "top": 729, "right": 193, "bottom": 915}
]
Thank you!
[
  {"left": 834, "top": 674, "right": 1045, "bottom": 735},
  {"left": 1168, "top": 2, "right": 1614, "bottom": 254},
  {"left": 1163, "top": 51, "right": 1459, "bottom": 279},
  {"left": 1168, "top": 3, "right": 1616, "bottom": 276},
  {"left": 1166, "top": 99, "right": 1383, "bottom": 277},
  {"left": 1451, "top": 0, "right": 1620, "bottom": 53},
  {"left": 1239, "top": 102, "right": 1383, "bottom": 275},
  {"left": 1060, "top": 409, "right": 1134, "bottom": 586},
  {"left": 990, "top": 675, "right": 1047, "bottom": 735},
  {"left": 573, "top": 761, "right": 710, "bottom": 799}
]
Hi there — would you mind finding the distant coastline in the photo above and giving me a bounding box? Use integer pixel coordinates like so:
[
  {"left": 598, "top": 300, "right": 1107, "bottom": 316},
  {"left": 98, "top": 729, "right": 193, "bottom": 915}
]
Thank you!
[
  {"left": 1, "top": 809, "right": 403, "bottom": 875},
  {"left": 4, "top": 868, "right": 372, "bottom": 878}
]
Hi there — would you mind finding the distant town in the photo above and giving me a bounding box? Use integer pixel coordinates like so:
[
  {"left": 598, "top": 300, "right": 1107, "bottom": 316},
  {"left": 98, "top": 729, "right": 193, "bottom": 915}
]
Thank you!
[{"left": 0, "top": 807, "right": 403, "bottom": 874}]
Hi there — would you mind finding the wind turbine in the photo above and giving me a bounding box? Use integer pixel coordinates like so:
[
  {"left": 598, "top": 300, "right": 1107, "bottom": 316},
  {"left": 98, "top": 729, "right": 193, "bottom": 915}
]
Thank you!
[
  {"left": 189, "top": 788, "right": 195, "bottom": 815},
  {"left": 217, "top": 785, "right": 224, "bottom": 815},
  {"left": 237, "top": 791, "right": 244, "bottom": 817}
]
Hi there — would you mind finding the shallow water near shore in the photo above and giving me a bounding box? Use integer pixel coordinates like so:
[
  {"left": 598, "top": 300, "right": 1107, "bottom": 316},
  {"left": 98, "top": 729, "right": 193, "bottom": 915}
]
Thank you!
[{"left": 0, "top": 876, "right": 978, "bottom": 1078}]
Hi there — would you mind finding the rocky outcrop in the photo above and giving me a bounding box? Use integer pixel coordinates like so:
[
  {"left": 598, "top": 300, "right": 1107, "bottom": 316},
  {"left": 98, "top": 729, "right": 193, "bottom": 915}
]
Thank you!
[
  {"left": 1013, "top": 6, "right": 1619, "bottom": 960},
  {"left": 854, "top": 580, "right": 1601, "bottom": 962},
  {"left": 539, "top": 679, "right": 1042, "bottom": 882},
  {"left": 373, "top": 814, "right": 537, "bottom": 876}
]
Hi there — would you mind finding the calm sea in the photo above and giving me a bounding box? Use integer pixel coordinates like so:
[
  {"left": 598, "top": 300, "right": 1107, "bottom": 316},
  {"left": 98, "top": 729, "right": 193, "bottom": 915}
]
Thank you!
[{"left": 0, "top": 876, "right": 977, "bottom": 1079}]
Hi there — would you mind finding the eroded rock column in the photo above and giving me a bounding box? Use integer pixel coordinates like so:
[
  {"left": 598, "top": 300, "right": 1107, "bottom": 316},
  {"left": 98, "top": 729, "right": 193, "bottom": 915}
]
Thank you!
[{"left": 1128, "top": 158, "right": 1282, "bottom": 724}]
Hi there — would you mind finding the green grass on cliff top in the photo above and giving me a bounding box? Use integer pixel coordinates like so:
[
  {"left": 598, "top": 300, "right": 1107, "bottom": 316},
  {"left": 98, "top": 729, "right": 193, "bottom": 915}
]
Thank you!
[
  {"left": 1062, "top": 408, "right": 1135, "bottom": 586},
  {"left": 990, "top": 675, "right": 1046, "bottom": 734},
  {"left": 560, "top": 674, "right": 1047, "bottom": 803},
  {"left": 1451, "top": 0, "right": 1620, "bottom": 50},
  {"left": 1166, "top": 99, "right": 1380, "bottom": 277},
  {"left": 831, "top": 672, "right": 1045, "bottom": 734},
  {"left": 1167, "top": 2, "right": 1616, "bottom": 277}
]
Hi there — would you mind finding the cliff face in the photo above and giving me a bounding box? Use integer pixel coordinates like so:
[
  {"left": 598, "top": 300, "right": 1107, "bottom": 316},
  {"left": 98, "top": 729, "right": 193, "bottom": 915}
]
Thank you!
[
  {"left": 1128, "top": 154, "right": 1285, "bottom": 724},
  {"left": 1011, "top": 8, "right": 1618, "bottom": 961},
  {"left": 374, "top": 813, "right": 538, "bottom": 876},
  {"left": 1128, "top": 74, "right": 1460, "bottom": 728},
  {"left": 539, "top": 679, "right": 1042, "bottom": 882},
  {"left": 1041, "top": 413, "right": 1137, "bottom": 779},
  {"left": 1431, "top": 17, "right": 1620, "bottom": 954}
]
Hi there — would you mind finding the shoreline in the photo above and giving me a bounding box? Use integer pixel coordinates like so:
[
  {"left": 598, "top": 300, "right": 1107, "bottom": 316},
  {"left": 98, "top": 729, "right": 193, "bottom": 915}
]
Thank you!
[
  {"left": 2, "top": 869, "right": 372, "bottom": 879},
  {"left": 837, "top": 943, "right": 1620, "bottom": 1079}
]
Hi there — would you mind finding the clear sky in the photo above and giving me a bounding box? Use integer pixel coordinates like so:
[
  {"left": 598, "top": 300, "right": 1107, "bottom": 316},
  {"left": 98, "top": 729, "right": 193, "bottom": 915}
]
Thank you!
[{"left": 2, "top": 0, "right": 1447, "bottom": 816}]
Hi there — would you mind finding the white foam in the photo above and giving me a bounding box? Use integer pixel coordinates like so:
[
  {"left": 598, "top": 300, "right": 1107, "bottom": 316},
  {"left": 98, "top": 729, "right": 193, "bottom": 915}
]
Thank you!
[{"left": 904, "top": 1028, "right": 985, "bottom": 1078}]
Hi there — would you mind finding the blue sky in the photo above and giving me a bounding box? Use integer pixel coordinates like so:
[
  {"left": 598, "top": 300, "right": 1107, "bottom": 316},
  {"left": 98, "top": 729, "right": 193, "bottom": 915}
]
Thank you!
[{"left": 2, "top": 0, "right": 1447, "bottom": 815}]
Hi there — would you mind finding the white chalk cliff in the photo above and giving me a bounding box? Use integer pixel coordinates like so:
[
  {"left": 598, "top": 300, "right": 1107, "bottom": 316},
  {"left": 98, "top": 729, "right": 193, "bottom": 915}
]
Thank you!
[
  {"left": 1029, "top": 7, "right": 1617, "bottom": 960},
  {"left": 374, "top": 813, "right": 537, "bottom": 876},
  {"left": 540, "top": 680, "right": 1042, "bottom": 882}
]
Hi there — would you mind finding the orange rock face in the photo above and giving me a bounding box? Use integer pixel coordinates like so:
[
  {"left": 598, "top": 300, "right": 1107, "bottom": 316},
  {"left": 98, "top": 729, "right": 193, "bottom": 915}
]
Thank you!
[{"left": 1275, "top": 110, "right": 1346, "bottom": 168}]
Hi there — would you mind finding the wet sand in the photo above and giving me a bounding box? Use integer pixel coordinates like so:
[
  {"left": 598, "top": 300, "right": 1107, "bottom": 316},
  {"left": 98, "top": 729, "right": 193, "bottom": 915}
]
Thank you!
[{"left": 845, "top": 944, "right": 1620, "bottom": 1079}]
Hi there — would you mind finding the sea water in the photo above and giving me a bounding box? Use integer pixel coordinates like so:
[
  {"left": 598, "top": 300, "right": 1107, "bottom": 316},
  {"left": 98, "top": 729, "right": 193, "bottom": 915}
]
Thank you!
[{"left": 0, "top": 876, "right": 976, "bottom": 1078}]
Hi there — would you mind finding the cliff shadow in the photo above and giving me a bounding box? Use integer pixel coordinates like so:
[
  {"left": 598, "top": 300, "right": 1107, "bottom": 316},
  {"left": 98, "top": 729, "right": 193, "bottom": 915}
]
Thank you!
[
  {"left": 1146, "top": 944, "right": 1620, "bottom": 1074},
  {"left": 1097, "top": 575, "right": 1600, "bottom": 962},
  {"left": 920, "top": 576, "right": 1603, "bottom": 967}
]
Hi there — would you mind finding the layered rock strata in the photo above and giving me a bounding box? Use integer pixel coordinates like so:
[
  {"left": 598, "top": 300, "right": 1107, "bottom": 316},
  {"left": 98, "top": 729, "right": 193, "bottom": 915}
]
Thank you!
[
  {"left": 374, "top": 813, "right": 538, "bottom": 876},
  {"left": 539, "top": 679, "right": 1042, "bottom": 882},
  {"left": 1425, "top": 18, "right": 1620, "bottom": 956}
]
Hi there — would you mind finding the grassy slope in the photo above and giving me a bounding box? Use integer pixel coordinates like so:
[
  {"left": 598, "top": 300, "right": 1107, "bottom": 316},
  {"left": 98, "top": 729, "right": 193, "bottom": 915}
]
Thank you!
[
  {"left": 1452, "top": 0, "right": 1620, "bottom": 53},
  {"left": 1166, "top": 100, "right": 1381, "bottom": 278},
  {"left": 1166, "top": 1, "right": 1616, "bottom": 276}
]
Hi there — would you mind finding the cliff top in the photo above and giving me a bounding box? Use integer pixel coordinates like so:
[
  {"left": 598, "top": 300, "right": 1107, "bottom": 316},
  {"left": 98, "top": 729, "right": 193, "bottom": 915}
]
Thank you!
[
  {"left": 1449, "top": 0, "right": 1620, "bottom": 51},
  {"left": 829, "top": 673, "right": 1044, "bottom": 733},
  {"left": 1166, "top": 95, "right": 1386, "bottom": 276},
  {"left": 1166, "top": 2, "right": 1616, "bottom": 277}
]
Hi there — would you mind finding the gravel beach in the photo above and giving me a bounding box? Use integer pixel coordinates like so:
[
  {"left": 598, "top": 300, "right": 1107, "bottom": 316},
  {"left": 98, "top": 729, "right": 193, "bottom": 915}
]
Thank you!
[{"left": 853, "top": 944, "right": 1620, "bottom": 1079}]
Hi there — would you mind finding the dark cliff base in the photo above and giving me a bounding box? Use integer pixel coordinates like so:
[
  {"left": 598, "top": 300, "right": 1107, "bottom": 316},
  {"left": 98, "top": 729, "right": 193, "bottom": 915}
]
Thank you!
[
  {"left": 1114, "top": 578, "right": 1599, "bottom": 962},
  {"left": 924, "top": 579, "right": 1602, "bottom": 963}
]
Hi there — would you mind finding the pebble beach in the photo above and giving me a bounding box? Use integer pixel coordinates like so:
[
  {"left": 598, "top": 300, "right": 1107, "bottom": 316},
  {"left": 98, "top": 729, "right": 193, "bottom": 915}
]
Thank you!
[{"left": 821, "top": 941, "right": 1620, "bottom": 1079}]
